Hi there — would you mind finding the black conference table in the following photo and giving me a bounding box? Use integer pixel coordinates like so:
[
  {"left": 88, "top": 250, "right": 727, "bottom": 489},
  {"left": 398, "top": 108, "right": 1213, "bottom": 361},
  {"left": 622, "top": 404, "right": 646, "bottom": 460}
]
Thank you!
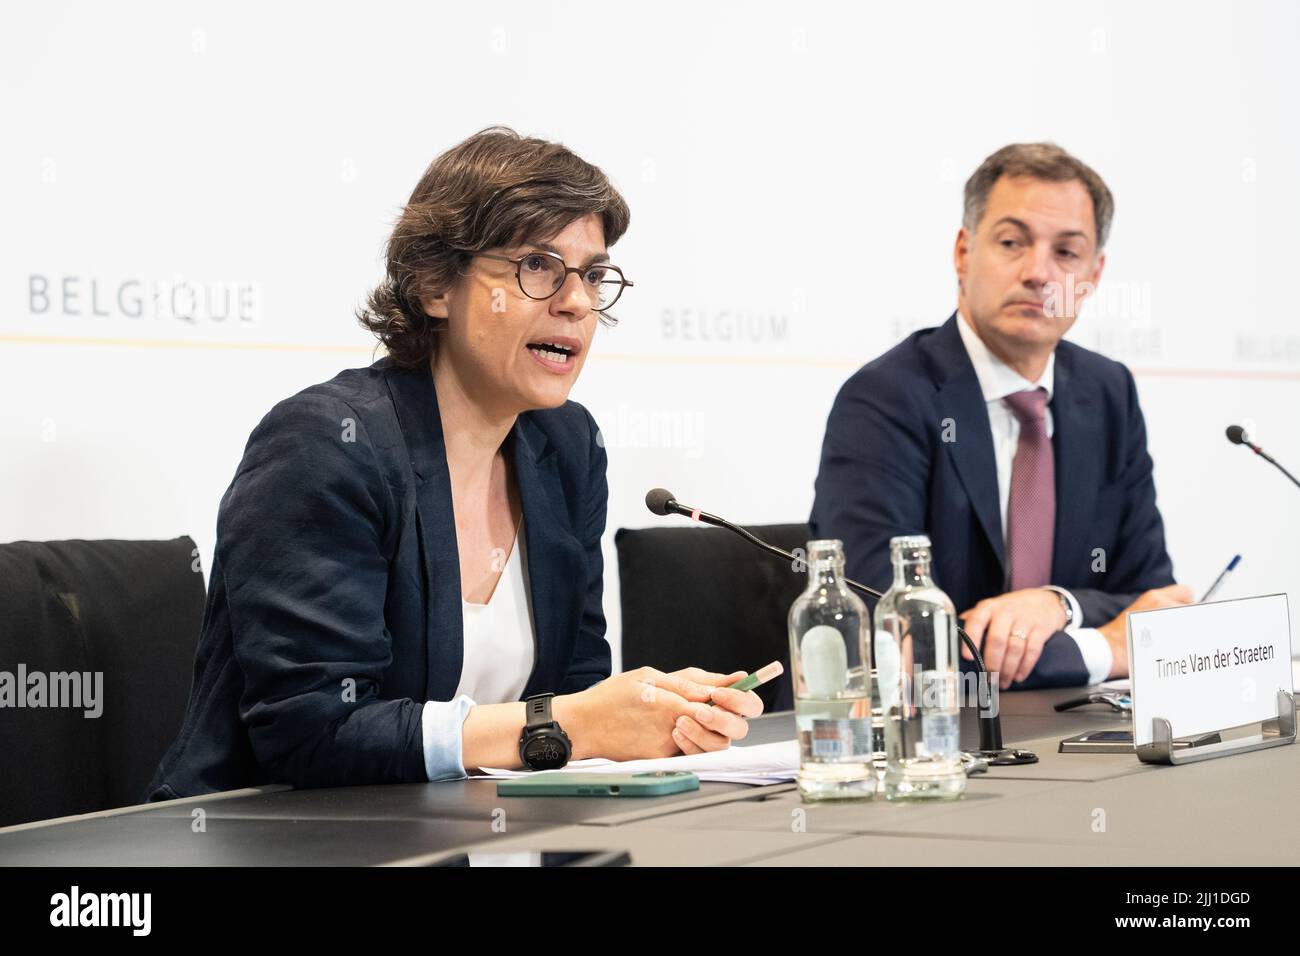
[{"left": 2, "top": 684, "right": 1295, "bottom": 866}]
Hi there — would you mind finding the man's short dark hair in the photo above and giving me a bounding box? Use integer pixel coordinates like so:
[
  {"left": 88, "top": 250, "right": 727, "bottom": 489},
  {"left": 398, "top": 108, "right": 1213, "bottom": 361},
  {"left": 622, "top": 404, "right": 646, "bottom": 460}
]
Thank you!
[{"left": 963, "top": 142, "right": 1114, "bottom": 249}]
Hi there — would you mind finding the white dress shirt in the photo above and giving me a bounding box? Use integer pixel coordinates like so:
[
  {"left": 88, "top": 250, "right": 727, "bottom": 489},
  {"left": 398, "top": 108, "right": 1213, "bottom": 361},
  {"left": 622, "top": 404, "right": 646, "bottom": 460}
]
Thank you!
[
  {"left": 420, "top": 521, "right": 537, "bottom": 780},
  {"left": 955, "top": 313, "right": 1112, "bottom": 685}
]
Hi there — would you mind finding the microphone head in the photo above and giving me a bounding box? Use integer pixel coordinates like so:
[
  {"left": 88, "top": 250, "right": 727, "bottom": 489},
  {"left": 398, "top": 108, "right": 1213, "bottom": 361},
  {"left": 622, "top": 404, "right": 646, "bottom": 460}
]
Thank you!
[
  {"left": 1226, "top": 424, "right": 1248, "bottom": 446},
  {"left": 644, "top": 488, "right": 678, "bottom": 516}
]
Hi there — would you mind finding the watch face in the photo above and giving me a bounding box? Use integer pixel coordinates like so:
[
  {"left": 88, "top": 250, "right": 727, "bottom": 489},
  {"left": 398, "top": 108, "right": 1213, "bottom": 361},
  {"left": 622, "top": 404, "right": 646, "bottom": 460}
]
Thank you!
[{"left": 523, "top": 734, "right": 569, "bottom": 770}]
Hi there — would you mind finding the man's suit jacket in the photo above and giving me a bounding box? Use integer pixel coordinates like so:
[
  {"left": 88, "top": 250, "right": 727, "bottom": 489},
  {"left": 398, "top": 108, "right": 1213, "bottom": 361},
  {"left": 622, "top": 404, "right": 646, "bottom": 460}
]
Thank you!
[
  {"left": 809, "top": 314, "right": 1176, "bottom": 689},
  {"left": 145, "top": 359, "right": 611, "bottom": 799}
]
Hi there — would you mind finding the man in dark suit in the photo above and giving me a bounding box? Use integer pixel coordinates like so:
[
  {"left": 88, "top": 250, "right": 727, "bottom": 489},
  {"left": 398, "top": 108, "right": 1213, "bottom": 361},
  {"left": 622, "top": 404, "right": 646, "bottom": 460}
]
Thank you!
[{"left": 810, "top": 143, "right": 1192, "bottom": 691}]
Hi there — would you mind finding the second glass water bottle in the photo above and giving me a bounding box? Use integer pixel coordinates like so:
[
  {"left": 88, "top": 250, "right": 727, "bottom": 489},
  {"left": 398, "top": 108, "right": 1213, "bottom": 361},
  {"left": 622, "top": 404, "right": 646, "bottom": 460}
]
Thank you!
[{"left": 873, "top": 534, "right": 966, "bottom": 801}]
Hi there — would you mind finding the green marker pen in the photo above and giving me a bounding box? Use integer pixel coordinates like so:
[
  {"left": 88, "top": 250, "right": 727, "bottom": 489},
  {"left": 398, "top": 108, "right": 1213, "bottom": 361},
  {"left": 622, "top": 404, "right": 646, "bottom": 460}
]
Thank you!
[{"left": 723, "top": 660, "right": 784, "bottom": 693}]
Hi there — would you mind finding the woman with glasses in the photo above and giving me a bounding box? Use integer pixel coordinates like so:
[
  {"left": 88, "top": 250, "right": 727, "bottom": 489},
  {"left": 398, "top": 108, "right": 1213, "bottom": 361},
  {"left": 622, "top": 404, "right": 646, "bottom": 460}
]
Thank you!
[{"left": 145, "top": 127, "right": 762, "bottom": 799}]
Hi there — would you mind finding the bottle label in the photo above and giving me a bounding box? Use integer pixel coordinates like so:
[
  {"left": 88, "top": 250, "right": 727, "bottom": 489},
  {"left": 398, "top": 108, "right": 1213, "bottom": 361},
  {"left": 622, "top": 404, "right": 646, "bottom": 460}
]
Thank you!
[
  {"left": 811, "top": 718, "right": 872, "bottom": 759},
  {"left": 919, "top": 712, "right": 960, "bottom": 757}
]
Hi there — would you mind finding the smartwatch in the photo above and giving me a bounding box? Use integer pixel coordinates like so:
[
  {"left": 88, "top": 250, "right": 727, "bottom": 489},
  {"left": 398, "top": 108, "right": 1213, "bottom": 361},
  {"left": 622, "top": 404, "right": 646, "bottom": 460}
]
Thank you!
[{"left": 518, "top": 693, "right": 572, "bottom": 771}]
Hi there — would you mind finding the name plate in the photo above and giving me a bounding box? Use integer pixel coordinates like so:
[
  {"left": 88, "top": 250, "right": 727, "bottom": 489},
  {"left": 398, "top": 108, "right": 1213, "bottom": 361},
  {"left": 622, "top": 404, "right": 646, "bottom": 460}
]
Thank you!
[{"left": 1127, "top": 593, "right": 1293, "bottom": 746}]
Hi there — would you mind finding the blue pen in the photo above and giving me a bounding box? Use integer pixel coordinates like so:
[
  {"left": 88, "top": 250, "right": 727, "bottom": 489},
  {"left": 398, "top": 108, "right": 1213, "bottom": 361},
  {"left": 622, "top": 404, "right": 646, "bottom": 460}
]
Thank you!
[{"left": 1200, "top": 554, "right": 1241, "bottom": 603}]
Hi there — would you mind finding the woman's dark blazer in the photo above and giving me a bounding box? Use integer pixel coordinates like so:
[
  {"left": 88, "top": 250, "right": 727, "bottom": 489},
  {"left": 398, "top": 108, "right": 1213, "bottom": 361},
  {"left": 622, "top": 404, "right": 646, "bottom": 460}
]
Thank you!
[{"left": 144, "top": 358, "right": 612, "bottom": 799}]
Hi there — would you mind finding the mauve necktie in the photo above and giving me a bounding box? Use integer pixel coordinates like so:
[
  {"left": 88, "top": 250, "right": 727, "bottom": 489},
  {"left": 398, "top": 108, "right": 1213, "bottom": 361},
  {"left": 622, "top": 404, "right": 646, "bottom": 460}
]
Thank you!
[{"left": 1004, "top": 387, "right": 1054, "bottom": 590}]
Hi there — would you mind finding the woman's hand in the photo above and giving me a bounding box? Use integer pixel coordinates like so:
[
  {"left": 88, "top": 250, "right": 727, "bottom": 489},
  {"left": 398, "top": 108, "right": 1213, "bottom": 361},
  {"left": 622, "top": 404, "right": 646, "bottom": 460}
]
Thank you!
[
  {"left": 665, "top": 667, "right": 765, "bottom": 755},
  {"left": 556, "top": 666, "right": 763, "bottom": 761}
]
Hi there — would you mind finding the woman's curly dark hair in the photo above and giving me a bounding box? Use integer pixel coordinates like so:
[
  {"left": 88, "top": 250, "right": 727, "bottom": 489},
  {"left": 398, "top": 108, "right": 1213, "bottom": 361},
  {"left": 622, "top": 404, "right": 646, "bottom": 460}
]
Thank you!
[{"left": 357, "top": 126, "right": 631, "bottom": 369}]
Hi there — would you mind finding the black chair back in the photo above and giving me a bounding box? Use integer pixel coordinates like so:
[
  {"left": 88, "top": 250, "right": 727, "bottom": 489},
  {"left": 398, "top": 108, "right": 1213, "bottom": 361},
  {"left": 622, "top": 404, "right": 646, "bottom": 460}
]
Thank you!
[
  {"left": 615, "top": 523, "right": 813, "bottom": 713},
  {"left": 0, "top": 537, "right": 205, "bottom": 826}
]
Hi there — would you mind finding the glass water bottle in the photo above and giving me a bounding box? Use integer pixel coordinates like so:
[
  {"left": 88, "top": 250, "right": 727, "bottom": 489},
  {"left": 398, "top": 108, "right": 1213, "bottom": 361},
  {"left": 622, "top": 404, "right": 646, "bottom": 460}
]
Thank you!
[
  {"left": 874, "top": 535, "right": 966, "bottom": 801},
  {"left": 788, "top": 539, "right": 875, "bottom": 801}
]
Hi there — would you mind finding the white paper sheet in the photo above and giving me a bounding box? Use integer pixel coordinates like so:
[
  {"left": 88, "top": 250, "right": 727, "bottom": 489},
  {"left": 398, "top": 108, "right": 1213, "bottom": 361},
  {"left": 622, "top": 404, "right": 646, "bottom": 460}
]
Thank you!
[{"left": 476, "top": 739, "right": 800, "bottom": 785}]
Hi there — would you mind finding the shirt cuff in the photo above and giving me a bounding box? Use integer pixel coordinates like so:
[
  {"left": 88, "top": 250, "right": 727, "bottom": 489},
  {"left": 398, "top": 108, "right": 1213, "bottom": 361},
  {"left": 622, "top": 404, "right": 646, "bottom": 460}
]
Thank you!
[
  {"left": 1067, "top": 628, "right": 1113, "bottom": 687},
  {"left": 1042, "top": 585, "right": 1083, "bottom": 629},
  {"left": 421, "top": 695, "right": 477, "bottom": 782}
]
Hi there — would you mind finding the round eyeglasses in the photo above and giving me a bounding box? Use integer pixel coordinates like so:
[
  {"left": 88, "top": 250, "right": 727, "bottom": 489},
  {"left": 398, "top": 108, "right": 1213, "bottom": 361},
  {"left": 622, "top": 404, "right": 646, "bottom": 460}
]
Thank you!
[{"left": 464, "top": 249, "right": 633, "bottom": 312}]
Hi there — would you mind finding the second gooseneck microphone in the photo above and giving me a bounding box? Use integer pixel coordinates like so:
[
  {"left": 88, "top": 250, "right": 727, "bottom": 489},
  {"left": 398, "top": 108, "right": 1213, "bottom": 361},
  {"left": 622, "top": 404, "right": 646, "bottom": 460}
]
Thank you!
[{"left": 1226, "top": 424, "right": 1300, "bottom": 490}]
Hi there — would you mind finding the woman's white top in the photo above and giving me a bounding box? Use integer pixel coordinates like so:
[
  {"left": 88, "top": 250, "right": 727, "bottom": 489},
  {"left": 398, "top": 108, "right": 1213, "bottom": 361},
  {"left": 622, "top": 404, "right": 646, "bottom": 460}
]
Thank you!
[
  {"left": 454, "top": 523, "right": 536, "bottom": 703},
  {"left": 421, "top": 521, "right": 536, "bottom": 781}
]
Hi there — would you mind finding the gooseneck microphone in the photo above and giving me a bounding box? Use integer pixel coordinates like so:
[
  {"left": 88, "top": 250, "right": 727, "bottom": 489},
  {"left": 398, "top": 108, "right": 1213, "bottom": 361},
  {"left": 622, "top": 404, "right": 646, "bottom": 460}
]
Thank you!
[
  {"left": 645, "top": 488, "right": 1037, "bottom": 766},
  {"left": 1226, "top": 425, "right": 1300, "bottom": 490}
]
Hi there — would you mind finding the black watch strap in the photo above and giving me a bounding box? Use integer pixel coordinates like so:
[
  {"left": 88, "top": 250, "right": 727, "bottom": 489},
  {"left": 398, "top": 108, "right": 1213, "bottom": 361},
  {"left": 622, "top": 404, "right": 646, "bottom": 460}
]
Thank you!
[{"left": 524, "top": 693, "right": 555, "bottom": 730}]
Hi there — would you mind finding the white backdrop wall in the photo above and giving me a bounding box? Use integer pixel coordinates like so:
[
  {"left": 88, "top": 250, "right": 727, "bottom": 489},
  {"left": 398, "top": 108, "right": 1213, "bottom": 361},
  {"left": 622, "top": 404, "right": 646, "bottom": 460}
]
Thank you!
[{"left": 3, "top": 0, "right": 1298, "bottom": 669}]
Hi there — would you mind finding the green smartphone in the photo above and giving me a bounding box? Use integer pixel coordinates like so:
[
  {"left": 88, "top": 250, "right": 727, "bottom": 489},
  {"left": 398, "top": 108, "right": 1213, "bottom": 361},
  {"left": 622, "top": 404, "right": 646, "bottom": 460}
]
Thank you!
[{"left": 495, "top": 771, "right": 699, "bottom": 798}]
